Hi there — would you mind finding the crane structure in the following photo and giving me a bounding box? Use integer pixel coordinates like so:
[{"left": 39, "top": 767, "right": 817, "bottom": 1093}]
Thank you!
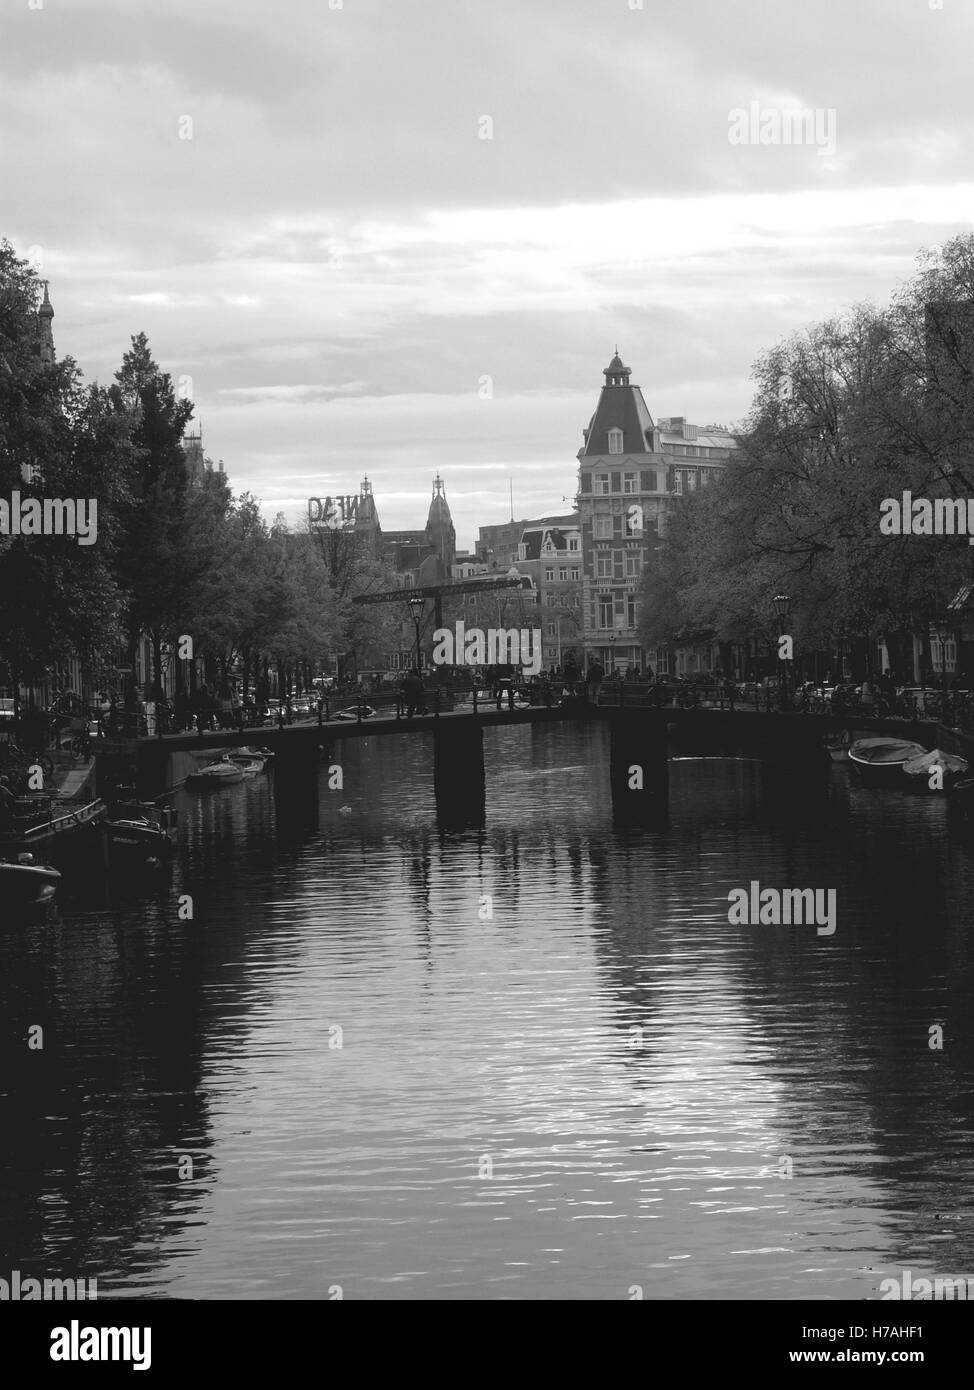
[{"left": 351, "top": 573, "right": 535, "bottom": 630}]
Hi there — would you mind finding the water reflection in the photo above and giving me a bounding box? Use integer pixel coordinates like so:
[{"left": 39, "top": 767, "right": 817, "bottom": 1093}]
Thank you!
[{"left": 1, "top": 725, "right": 972, "bottom": 1299}]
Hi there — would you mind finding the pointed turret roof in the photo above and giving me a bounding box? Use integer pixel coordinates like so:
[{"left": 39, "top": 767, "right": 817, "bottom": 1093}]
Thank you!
[
  {"left": 580, "top": 350, "right": 655, "bottom": 457},
  {"left": 426, "top": 474, "right": 453, "bottom": 528}
]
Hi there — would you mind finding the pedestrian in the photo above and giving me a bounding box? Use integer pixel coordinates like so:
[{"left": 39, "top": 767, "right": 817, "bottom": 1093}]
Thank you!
[
  {"left": 0, "top": 774, "right": 15, "bottom": 832},
  {"left": 404, "top": 668, "right": 425, "bottom": 718}
]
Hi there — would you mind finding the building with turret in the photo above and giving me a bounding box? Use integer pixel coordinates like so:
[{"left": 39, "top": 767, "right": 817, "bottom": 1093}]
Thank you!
[
  {"left": 382, "top": 474, "right": 456, "bottom": 587},
  {"left": 576, "top": 351, "right": 737, "bottom": 675}
]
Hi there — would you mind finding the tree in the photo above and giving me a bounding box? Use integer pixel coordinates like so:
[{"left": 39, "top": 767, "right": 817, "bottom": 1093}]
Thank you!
[
  {"left": 0, "top": 243, "right": 130, "bottom": 701},
  {"left": 110, "top": 334, "right": 199, "bottom": 700}
]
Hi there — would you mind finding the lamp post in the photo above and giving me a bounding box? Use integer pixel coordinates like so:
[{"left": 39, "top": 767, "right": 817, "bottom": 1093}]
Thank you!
[
  {"left": 609, "top": 631, "right": 617, "bottom": 675},
  {"left": 772, "top": 591, "right": 792, "bottom": 711},
  {"left": 409, "top": 594, "right": 424, "bottom": 675}
]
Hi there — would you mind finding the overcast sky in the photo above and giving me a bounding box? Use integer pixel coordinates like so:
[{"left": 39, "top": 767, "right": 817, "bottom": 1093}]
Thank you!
[{"left": 3, "top": 0, "right": 973, "bottom": 546}]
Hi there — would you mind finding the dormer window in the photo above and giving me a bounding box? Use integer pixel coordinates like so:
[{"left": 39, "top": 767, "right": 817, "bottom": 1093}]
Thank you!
[{"left": 608, "top": 429, "right": 623, "bottom": 455}]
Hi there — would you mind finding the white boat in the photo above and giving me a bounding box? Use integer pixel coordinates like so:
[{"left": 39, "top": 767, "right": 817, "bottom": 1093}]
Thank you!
[
  {"left": 236, "top": 760, "right": 264, "bottom": 779},
  {"left": 848, "top": 737, "right": 928, "bottom": 787},
  {"left": 228, "top": 747, "right": 274, "bottom": 770},
  {"left": 901, "top": 747, "right": 969, "bottom": 793},
  {"left": 185, "top": 757, "right": 244, "bottom": 788},
  {"left": 333, "top": 705, "right": 376, "bottom": 721}
]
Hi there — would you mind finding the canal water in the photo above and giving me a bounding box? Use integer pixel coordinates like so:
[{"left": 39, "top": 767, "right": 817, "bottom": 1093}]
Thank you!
[{"left": 2, "top": 722, "right": 974, "bottom": 1300}]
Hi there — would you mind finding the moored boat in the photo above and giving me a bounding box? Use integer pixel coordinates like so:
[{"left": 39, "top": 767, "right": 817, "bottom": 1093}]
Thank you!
[
  {"left": 228, "top": 747, "right": 274, "bottom": 771},
  {"left": 948, "top": 776, "right": 974, "bottom": 819},
  {"left": 333, "top": 705, "right": 377, "bottom": 721},
  {"left": 0, "top": 853, "right": 61, "bottom": 907},
  {"left": 824, "top": 730, "right": 852, "bottom": 762},
  {"left": 105, "top": 799, "right": 175, "bottom": 865},
  {"left": 848, "top": 737, "right": 928, "bottom": 787},
  {"left": 185, "top": 756, "right": 244, "bottom": 788},
  {"left": 901, "top": 747, "right": 969, "bottom": 793},
  {"left": 0, "top": 792, "right": 106, "bottom": 854}
]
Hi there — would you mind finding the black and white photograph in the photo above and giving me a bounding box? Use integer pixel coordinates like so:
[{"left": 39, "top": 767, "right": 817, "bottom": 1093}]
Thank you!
[{"left": 1, "top": 0, "right": 973, "bottom": 1356}]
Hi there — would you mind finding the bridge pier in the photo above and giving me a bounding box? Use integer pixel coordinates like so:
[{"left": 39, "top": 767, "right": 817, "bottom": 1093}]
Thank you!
[
  {"left": 273, "top": 744, "right": 319, "bottom": 833},
  {"left": 433, "top": 721, "right": 485, "bottom": 831},
  {"left": 609, "top": 713, "right": 669, "bottom": 828},
  {"left": 134, "top": 742, "right": 170, "bottom": 801}
]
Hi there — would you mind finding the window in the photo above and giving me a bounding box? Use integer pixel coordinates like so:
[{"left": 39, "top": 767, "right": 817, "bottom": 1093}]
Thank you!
[
  {"left": 558, "top": 568, "right": 567, "bottom": 581},
  {"left": 626, "top": 596, "right": 637, "bottom": 627},
  {"left": 596, "top": 474, "right": 610, "bottom": 495},
  {"left": 608, "top": 429, "right": 623, "bottom": 455},
  {"left": 545, "top": 568, "right": 554, "bottom": 582},
  {"left": 656, "top": 646, "right": 670, "bottom": 676},
  {"left": 594, "top": 516, "right": 612, "bottom": 539},
  {"left": 596, "top": 555, "right": 612, "bottom": 579},
  {"left": 599, "top": 597, "right": 613, "bottom": 628},
  {"left": 625, "top": 553, "right": 640, "bottom": 578},
  {"left": 570, "top": 567, "right": 579, "bottom": 581},
  {"left": 623, "top": 472, "right": 637, "bottom": 494},
  {"left": 547, "top": 623, "right": 556, "bottom": 637},
  {"left": 568, "top": 536, "right": 580, "bottom": 551}
]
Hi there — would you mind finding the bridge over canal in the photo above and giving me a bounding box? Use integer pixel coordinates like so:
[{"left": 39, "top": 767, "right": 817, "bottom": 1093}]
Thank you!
[{"left": 118, "top": 697, "right": 955, "bottom": 832}]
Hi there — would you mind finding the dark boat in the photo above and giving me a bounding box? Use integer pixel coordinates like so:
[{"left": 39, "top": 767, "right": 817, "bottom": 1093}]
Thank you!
[
  {"left": 948, "top": 776, "right": 974, "bottom": 820},
  {"left": 901, "top": 747, "right": 969, "bottom": 794},
  {"left": 105, "top": 800, "right": 175, "bottom": 867},
  {"left": 824, "top": 730, "right": 852, "bottom": 763},
  {"left": 0, "top": 792, "right": 106, "bottom": 854},
  {"left": 0, "top": 853, "right": 61, "bottom": 907},
  {"left": 848, "top": 737, "right": 928, "bottom": 787}
]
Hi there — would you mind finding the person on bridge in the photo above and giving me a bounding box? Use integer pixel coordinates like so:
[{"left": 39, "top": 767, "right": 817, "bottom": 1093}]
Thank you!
[
  {"left": 0, "top": 775, "right": 14, "bottom": 832},
  {"left": 495, "top": 673, "right": 515, "bottom": 711},
  {"left": 403, "top": 669, "right": 426, "bottom": 718}
]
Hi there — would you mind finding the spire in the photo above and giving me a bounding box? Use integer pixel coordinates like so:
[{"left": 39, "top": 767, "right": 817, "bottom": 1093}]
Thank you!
[
  {"left": 425, "top": 474, "right": 455, "bottom": 569},
  {"left": 37, "top": 281, "right": 55, "bottom": 365}
]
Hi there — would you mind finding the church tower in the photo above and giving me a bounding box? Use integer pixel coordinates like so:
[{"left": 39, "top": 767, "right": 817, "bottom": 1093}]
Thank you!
[
  {"left": 424, "top": 474, "right": 456, "bottom": 570},
  {"left": 37, "top": 281, "right": 55, "bottom": 365}
]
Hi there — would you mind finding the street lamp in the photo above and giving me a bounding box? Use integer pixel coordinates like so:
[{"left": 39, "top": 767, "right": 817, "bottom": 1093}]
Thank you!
[
  {"left": 772, "top": 592, "right": 791, "bottom": 710},
  {"left": 609, "top": 631, "right": 617, "bottom": 674},
  {"left": 409, "top": 594, "right": 424, "bottom": 673}
]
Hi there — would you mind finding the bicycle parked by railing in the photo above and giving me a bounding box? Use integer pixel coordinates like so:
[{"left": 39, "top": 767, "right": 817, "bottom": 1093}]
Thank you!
[{"left": 0, "top": 740, "right": 56, "bottom": 793}]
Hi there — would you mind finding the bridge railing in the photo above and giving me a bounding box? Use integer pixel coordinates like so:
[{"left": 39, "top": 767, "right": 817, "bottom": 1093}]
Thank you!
[{"left": 591, "top": 681, "right": 966, "bottom": 720}]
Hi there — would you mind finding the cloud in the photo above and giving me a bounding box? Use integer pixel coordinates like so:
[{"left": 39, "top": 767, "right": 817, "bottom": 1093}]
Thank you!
[{"left": 3, "top": 0, "right": 973, "bottom": 543}]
